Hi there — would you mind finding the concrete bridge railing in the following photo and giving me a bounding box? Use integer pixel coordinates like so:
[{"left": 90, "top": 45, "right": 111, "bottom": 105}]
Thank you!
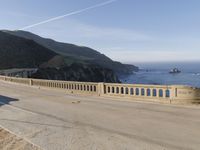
[{"left": 0, "top": 75, "right": 199, "bottom": 104}]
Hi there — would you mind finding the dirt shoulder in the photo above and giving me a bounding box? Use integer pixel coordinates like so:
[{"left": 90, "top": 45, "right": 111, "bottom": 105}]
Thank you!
[{"left": 0, "top": 127, "right": 40, "bottom": 150}]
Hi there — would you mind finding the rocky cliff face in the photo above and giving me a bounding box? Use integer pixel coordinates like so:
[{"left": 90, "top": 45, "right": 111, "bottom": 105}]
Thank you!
[{"left": 31, "top": 63, "right": 120, "bottom": 83}]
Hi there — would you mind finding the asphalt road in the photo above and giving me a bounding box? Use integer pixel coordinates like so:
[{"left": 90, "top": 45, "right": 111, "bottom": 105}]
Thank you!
[{"left": 0, "top": 81, "right": 200, "bottom": 150}]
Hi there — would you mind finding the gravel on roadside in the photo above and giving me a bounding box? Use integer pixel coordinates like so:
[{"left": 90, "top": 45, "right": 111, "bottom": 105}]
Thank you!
[{"left": 0, "top": 127, "right": 40, "bottom": 150}]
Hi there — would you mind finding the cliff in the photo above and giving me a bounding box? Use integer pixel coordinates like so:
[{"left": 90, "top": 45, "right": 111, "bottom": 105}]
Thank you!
[{"left": 31, "top": 63, "right": 120, "bottom": 83}]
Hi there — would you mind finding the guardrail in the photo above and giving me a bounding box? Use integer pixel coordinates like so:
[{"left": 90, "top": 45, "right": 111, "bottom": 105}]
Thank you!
[{"left": 0, "top": 75, "right": 199, "bottom": 104}]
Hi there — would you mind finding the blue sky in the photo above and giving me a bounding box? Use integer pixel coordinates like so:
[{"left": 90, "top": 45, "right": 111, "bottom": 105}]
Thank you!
[{"left": 0, "top": 0, "right": 200, "bottom": 63}]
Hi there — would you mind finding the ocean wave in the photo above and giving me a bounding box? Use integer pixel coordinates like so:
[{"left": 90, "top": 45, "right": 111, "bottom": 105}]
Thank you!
[{"left": 192, "top": 73, "right": 200, "bottom": 76}]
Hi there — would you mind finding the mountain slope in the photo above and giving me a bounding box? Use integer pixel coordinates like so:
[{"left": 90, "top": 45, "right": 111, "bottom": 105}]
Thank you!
[
  {"left": 0, "top": 31, "right": 120, "bottom": 82},
  {"left": 0, "top": 31, "right": 57, "bottom": 69},
  {"left": 5, "top": 30, "right": 138, "bottom": 74}
]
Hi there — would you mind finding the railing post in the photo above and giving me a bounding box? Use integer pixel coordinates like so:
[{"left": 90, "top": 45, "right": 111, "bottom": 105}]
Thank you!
[
  {"left": 29, "top": 79, "right": 33, "bottom": 86},
  {"left": 98, "top": 83, "right": 105, "bottom": 96},
  {"left": 170, "top": 86, "right": 177, "bottom": 101}
]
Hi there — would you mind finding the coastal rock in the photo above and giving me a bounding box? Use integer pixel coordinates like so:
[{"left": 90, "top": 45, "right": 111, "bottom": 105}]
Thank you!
[{"left": 31, "top": 63, "right": 121, "bottom": 83}]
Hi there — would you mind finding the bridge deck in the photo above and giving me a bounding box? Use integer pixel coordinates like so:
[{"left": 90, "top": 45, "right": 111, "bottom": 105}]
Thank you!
[{"left": 0, "top": 81, "right": 200, "bottom": 150}]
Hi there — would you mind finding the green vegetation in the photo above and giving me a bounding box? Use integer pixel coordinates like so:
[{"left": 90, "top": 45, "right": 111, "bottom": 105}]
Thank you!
[
  {"left": 5, "top": 30, "right": 138, "bottom": 74},
  {"left": 0, "top": 31, "right": 56, "bottom": 69},
  {"left": 0, "top": 31, "right": 121, "bottom": 82},
  {"left": 32, "top": 63, "right": 120, "bottom": 83}
]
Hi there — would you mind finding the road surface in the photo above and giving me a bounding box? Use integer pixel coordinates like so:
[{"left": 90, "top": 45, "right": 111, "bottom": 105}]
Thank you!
[{"left": 0, "top": 81, "right": 200, "bottom": 150}]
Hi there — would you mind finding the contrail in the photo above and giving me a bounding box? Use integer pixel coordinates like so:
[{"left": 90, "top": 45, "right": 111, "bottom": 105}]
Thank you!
[{"left": 17, "top": 0, "right": 117, "bottom": 30}]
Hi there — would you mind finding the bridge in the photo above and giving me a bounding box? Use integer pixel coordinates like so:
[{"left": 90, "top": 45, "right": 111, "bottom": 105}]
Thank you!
[
  {"left": 0, "top": 75, "right": 200, "bottom": 150},
  {"left": 0, "top": 68, "right": 37, "bottom": 78},
  {"left": 0, "top": 75, "right": 200, "bottom": 104}
]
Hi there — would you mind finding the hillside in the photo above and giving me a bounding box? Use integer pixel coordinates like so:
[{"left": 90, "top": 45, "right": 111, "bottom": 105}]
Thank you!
[
  {"left": 32, "top": 63, "right": 120, "bottom": 83},
  {"left": 0, "top": 31, "right": 57, "bottom": 69},
  {"left": 5, "top": 30, "right": 139, "bottom": 74},
  {"left": 0, "top": 31, "right": 120, "bottom": 83}
]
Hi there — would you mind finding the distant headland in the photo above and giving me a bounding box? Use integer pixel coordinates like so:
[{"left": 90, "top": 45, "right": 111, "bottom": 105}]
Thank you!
[{"left": 0, "top": 30, "right": 138, "bottom": 83}]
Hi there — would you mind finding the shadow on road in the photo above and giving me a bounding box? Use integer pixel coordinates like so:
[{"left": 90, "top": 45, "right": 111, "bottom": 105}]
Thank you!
[{"left": 0, "top": 95, "right": 19, "bottom": 107}]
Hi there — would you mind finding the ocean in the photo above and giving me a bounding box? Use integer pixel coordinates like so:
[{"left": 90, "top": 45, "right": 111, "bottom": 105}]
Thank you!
[{"left": 120, "top": 62, "right": 200, "bottom": 88}]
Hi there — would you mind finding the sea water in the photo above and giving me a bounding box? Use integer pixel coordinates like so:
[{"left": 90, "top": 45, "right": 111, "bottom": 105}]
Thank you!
[{"left": 120, "top": 62, "right": 200, "bottom": 87}]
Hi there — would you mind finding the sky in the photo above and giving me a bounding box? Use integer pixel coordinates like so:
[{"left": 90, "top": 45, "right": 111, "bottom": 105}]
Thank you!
[{"left": 0, "top": 0, "right": 200, "bottom": 63}]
